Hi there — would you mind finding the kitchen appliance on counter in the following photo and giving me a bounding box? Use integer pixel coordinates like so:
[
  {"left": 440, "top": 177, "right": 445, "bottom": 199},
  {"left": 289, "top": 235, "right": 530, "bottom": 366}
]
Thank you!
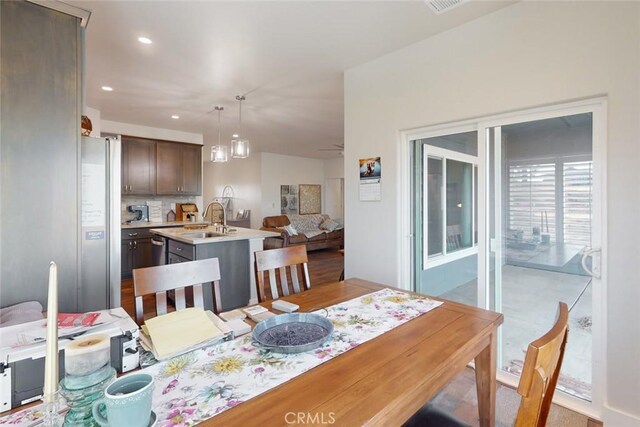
[{"left": 126, "top": 205, "right": 149, "bottom": 223}]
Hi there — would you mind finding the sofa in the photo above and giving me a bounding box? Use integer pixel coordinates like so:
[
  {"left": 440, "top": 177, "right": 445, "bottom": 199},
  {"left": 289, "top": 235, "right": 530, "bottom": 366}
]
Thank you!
[{"left": 261, "top": 214, "right": 344, "bottom": 251}]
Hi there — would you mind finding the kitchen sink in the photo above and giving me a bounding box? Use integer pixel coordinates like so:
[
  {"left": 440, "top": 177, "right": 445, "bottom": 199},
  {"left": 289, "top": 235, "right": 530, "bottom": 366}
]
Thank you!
[{"left": 180, "top": 231, "right": 226, "bottom": 239}]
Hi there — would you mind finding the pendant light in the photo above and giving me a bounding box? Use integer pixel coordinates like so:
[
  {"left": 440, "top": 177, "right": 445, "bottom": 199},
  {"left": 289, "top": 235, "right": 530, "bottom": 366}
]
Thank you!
[
  {"left": 211, "top": 106, "right": 228, "bottom": 162},
  {"left": 231, "top": 95, "right": 250, "bottom": 159}
]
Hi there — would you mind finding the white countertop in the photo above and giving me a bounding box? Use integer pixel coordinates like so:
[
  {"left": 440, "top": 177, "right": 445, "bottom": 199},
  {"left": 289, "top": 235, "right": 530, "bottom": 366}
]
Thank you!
[
  {"left": 121, "top": 220, "right": 209, "bottom": 229},
  {"left": 150, "top": 226, "right": 280, "bottom": 245}
]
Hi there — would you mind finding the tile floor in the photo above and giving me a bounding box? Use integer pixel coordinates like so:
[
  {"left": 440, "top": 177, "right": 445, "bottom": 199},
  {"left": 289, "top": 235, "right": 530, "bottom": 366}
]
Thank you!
[
  {"left": 430, "top": 367, "right": 600, "bottom": 427},
  {"left": 441, "top": 265, "right": 592, "bottom": 401}
]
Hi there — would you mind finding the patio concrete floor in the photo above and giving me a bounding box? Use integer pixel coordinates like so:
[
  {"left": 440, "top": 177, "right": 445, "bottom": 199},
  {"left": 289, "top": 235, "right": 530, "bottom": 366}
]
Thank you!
[{"left": 440, "top": 265, "right": 592, "bottom": 401}]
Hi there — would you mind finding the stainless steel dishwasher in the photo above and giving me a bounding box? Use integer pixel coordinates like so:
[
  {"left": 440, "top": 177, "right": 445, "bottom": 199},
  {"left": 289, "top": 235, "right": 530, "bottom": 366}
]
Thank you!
[{"left": 151, "top": 236, "right": 168, "bottom": 266}]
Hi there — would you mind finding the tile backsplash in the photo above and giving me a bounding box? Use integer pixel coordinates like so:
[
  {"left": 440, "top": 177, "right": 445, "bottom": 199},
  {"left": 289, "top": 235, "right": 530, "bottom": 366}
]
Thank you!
[{"left": 122, "top": 195, "right": 198, "bottom": 223}]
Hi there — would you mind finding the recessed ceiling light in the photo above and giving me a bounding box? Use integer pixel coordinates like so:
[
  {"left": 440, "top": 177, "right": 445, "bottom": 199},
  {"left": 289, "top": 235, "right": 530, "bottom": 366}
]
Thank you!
[
  {"left": 101, "top": 86, "right": 113, "bottom": 91},
  {"left": 232, "top": 134, "right": 239, "bottom": 138},
  {"left": 171, "top": 115, "right": 180, "bottom": 119},
  {"left": 138, "top": 37, "right": 152, "bottom": 44}
]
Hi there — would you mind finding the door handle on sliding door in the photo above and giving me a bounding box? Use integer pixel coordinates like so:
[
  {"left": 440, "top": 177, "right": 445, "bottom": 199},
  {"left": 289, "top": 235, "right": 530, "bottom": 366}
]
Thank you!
[{"left": 581, "top": 247, "right": 601, "bottom": 279}]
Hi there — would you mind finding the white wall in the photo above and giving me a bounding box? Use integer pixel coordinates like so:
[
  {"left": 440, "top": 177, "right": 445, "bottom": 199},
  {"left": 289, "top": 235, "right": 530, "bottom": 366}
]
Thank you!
[
  {"left": 260, "top": 153, "right": 326, "bottom": 217},
  {"left": 344, "top": 1, "right": 639, "bottom": 424},
  {"left": 324, "top": 157, "right": 345, "bottom": 221},
  {"left": 323, "top": 157, "right": 344, "bottom": 179},
  {"left": 101, "top": 120, "right": 203, "bottom": 145},
  {"left": 203, "top": 152, "right": 332, "bottom": 228},
  {"left": 506, "top": 122, "right": 592, "bottom": 160},
  {"left": 203, "top": 153, "right": 263, "bottom": 229}
]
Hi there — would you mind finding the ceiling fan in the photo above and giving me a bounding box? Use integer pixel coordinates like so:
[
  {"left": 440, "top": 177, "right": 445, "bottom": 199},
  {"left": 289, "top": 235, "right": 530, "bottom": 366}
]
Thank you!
[{"left": 317, "top": 144, "right": 344, "bottom": 152}]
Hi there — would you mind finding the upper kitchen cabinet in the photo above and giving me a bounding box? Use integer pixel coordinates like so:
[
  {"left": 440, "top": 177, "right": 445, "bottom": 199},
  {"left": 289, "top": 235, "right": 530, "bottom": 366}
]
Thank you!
[
  {"left": 156, "top": 142, "right": 202, "bottom": 196},
  {"left": 122, "top": 136, "right": 156, "bottom": 195}
]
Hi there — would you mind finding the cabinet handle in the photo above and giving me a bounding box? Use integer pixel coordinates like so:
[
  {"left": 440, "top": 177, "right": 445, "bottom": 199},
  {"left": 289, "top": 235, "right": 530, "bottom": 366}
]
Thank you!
[
  {"left": 128, "top": 241, "right": 133, "bottom": 250},
  {"left": 177, "top": 186, "right": 180, "bottom": 193},
  {"left": 180, "top": 186, "right": 184, "bottom": 192},
  {"left": 128, "top": 185, "right": 132, "bottom": 192},
  {"left": 176, "top": 247, "right": 182, "bottom": 251},
  {"left": 128, "top": 233, "right": 138, "bottom": 237},
  {"left": 133, "top": 241, "right": 137, "bottom": 250}
]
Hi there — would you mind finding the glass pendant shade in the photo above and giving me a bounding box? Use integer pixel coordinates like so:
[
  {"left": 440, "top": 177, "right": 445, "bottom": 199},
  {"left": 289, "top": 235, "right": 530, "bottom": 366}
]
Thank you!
[
  {"left": 211, "top": 106, "right": 228, "bottom": 163},
  {"left": 231, "top": 138, "right": 249, "bottom": 159},
  {"left": 211, "top": 145, "right": 228, "bottom": 162},
  {"left": 231, "top": 95, "right": 250, "bottom": 159}
]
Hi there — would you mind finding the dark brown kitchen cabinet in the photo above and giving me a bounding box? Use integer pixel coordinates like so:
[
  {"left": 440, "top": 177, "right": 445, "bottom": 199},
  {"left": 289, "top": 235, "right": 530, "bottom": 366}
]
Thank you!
[
  {"left": 132, "top": 238, "right": 153, "bottom": 269},
  {"left": 181, "top": 144, "right": 202, "bottom": 194},
  {"left": 121, "top": 228, "right": 154, "bottom": 279},
  {"left": 122, "top": 137, "right": 156, "bottom": 195},
  {"left": 121, "top": 241, "right": 133, "bottom": 280},
  {"left": 156, "top": 142, "right": 202, "bottom": 196},
  {"left": 168, "top": 252, "right": 190, "bottom": 264}
]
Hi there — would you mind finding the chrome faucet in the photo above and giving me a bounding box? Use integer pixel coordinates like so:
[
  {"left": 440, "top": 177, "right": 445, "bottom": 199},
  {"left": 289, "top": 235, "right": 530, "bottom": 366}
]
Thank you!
[{"left": 203, "top": 200, "right": 227, "bottom": 232}]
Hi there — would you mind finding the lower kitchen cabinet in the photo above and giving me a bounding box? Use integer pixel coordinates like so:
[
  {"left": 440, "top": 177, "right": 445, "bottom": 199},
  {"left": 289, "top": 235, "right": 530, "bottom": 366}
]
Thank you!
[
  {"left": 121, "top": 228, "right": 154, "bottom": 279},
  {"left": 163, "top": 238, "right": 250, "bottom": 311},
  {"left": 132, "top": 238, "right": 153, "bottom": 270},
  {"left": 168, "top": 252, "right": 190, "bottom": 264},
  {"left": 122, "top": 241, "right": 133, "bottom": 279}
]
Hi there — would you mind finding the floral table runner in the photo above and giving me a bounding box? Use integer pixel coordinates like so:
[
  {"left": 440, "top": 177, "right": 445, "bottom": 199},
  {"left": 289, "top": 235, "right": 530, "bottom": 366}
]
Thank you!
[{"left": 0, "top": 288, "right": 442, "bottom": 427}]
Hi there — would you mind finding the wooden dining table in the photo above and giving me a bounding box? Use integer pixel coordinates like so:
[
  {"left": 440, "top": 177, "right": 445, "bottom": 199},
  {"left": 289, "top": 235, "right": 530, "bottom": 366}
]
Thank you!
[{"left": 205, "top": 278, "right": 504, "bottom": 427}]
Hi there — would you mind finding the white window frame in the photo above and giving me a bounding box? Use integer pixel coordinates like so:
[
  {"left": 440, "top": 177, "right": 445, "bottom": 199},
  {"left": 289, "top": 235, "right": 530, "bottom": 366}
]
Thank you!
[
  {"left": 422, "top": 145, "right": 478, "bottom": 269},
  {"left": 399, "top": 97, "right": 607, "bottom": 419}
]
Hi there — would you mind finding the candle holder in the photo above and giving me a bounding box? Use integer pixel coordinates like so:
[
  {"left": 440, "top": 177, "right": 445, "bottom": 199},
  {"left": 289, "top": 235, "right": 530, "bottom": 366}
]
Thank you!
[
  {"left": 42, "top": 391, "right": 64, "bottom": 427},
  {"left": 59, "top": 365, "right": 115, "bottom": 427}
]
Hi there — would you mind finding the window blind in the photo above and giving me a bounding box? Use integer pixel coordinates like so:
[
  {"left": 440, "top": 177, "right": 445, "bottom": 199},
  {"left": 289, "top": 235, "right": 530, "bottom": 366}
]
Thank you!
[
  {"left": 508, "top": 163, "right": 556, "bottom": 241},
  {"left": 563, "top": 161, "right": 592, "bottom": 246}
]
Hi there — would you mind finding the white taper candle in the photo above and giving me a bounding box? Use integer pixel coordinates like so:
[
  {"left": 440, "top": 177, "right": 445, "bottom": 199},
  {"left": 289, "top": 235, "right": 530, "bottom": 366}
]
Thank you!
[{"left": 43, "top": 261, "right": 58, "bottom": 404}]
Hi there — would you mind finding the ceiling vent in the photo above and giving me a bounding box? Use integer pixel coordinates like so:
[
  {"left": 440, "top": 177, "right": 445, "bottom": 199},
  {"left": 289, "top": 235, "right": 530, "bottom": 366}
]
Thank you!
[{"left": 425, "top": 0, "right": 469, "bottom": 14}]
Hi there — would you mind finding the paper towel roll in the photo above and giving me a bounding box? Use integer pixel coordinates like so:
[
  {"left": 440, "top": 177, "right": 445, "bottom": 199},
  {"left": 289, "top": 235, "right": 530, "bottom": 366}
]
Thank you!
[{"left": 65, "top": 334, "right": 111, "bottom": 376}]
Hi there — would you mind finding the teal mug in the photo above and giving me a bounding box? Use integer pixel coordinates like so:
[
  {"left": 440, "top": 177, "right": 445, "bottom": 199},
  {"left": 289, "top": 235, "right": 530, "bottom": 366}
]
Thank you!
[{"left": 92, "top": 373, "right": 154, "bottom": 427}]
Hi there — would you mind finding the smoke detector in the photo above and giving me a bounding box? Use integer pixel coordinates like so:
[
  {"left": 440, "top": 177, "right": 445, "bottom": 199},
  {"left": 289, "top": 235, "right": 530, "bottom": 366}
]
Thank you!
[{"left": 425, "top": 0, "right": 469, "bottom": 14}]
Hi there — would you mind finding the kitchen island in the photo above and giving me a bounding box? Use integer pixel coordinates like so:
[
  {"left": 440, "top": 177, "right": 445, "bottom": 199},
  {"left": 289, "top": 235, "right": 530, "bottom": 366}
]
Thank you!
[{"left": 150, "top": 226, "right": 279, "bottom": 311}]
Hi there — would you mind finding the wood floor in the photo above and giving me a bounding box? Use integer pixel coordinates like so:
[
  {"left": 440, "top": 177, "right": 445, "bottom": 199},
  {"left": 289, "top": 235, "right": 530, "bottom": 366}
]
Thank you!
[{"left": 120, "top": 247, "right": 344, "bottom": 320}]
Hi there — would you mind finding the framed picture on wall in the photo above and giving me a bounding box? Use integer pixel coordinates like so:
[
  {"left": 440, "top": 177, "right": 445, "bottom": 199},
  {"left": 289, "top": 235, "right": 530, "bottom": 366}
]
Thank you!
[
  {"left": 281, "top": 184, "right": 298, "bottom": 215},
  {"left": 299, "top": 184, "right": 321, "bottom": 214},
  {"left": 359, "top": 157, "right": 382, "bottom": 201}
]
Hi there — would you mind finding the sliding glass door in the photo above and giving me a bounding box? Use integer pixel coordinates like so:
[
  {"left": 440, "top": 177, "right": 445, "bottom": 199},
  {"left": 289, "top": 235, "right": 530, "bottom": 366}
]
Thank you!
[
  {"left": 408, "top": 99, "right": 605, "bottom": 416},
  {"left": 485, "top": 112, "right": 598, "bottom": 404}
]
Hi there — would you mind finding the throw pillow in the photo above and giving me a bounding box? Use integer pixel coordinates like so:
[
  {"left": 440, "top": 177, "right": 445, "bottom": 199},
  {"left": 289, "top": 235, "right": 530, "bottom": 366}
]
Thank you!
[
  {"left": 284, "top": 224, "right": 298, "bottom": 236},
  {"left": 320, "top": 218, "right": 340, "bottom": 232}
]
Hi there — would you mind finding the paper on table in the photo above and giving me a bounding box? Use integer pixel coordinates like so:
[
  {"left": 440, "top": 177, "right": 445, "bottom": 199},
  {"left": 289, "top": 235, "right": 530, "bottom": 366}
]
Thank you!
[
  {"left": 0, "top": 310, "right": 120, "bottom": 350},
  {"left": 144, "top": 308, "right": 224, "bottom": 359}
]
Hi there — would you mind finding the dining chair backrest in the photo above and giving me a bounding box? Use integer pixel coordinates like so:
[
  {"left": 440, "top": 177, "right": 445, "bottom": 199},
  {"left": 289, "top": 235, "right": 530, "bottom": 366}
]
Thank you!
[
  {"left": 254, "top": 245, "right": 310, "bottom": 302},
  {"left": 403, "top": 302, "right": 569, "bottom": 427},
  {"left": 132, "top": 257, "right": 222, "bottom": 325},
  {"left": 515, "top": 302, "right": 569, "bottom": 427}
]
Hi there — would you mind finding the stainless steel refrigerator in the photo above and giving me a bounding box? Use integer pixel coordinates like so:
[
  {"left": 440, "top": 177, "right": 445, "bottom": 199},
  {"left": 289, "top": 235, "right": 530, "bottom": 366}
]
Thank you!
[{"left": 80, "top": 135, "right": 121, "bottom": 311}]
